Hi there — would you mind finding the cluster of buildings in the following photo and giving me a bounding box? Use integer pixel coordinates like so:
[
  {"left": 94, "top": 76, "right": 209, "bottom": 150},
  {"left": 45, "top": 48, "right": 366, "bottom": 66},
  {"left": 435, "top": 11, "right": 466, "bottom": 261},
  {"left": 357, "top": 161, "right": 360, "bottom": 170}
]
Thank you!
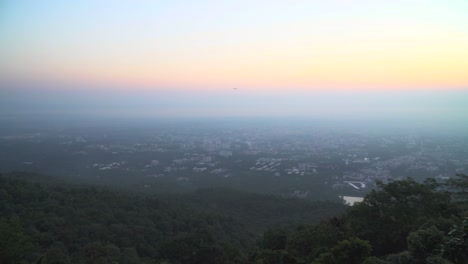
[{"left": 2, "top": 127, "right": 468, "bottom": 198}]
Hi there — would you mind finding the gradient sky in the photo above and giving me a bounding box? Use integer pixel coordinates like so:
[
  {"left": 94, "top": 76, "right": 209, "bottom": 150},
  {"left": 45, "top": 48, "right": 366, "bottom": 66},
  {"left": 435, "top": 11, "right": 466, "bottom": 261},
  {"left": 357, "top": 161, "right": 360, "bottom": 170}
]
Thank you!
[{"left": 1, "top": 0, "right": 467, "bottom": 120}]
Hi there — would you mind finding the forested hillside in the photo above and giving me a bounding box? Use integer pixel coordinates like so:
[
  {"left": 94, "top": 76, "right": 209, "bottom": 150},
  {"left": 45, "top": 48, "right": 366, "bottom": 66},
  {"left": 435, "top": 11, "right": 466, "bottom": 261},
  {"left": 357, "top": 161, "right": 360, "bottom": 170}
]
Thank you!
[
  {"left": 248, "top": 175, "right": 468, "bottom": 264},
  {"left": 0, "top": 172, "right": 344, "bottom": 264},
  {"left": 1, "top": 172, "right": 467, "bottom": 263}
]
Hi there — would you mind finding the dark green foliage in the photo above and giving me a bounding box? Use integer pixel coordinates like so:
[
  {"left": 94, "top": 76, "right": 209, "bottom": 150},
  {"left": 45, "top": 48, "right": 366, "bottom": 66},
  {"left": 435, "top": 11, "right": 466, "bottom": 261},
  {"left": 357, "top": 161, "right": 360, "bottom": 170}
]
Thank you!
[
  {"left": 42, "top": 242, "right": 71, "bottom": 264},
  {"left": 425, "top": 256, "right": 453, "bottom": 264},
  {"left": 261, "top": 229, "right": 288, "bottom": 251},
  {"left": 79, "top": 242, "right": 121, "bottom": 264},
  {"left": 330, "top": 237, "right": 372, "bottom": 264},
  {"left": 246, "top": 228, "right": 297, "bottom": 264},
  {"left": 2, "top": 172, "right": 467, "bottom": 263},
  {"left": 120, "top": 247, "right": 141, "bottom": 264},
  {"left": 407, "top": 226, "right": 444, "bottom": 262},
  {"left": 385, "top": 251, "right": 414, "bottom": 264},
  {"left": 347, "top": 178, "right": 455, "bottom": 255},
  {"left": 159, "top": 229, "right": 231, "bottom": 264},
  {"left": 441, "top": 217, "right": 468, "bottom": 264},
  {"left": 313, "top": 237, "right": 372, "bottom": 264},
  {"left": 248, "top": 249, "right": 294, "bottom": 264},
  {"left": 247, "top": 229, "right": 293, "bottom": 264},
  {"left": 362, "top": 256, "right": 389, "bottom": 264},
  {"left": 446, "top": 174, "right": 468, "bottom": 215},
  {"left": 0, "top": 217, "right": 33, "bottom": 264},
  {"left": 446, "top": 174, "right": 468, "bottom": 201},
  {"left": 0, "top": 173, "right": 344, "bottom": 263},
  {"left": 286, "top": 219, "right": 345, "bottom": 262},
  {"left": 252, "top": 177, "right": 467, "bottom": 264}
]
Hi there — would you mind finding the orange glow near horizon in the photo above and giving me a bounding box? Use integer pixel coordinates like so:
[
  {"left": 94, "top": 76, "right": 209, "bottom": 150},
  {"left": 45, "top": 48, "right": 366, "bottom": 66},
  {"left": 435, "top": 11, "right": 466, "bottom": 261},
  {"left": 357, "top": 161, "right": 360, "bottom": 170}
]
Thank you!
[{"left": 1, "top": 1, "right": 468, "bottom": 92}]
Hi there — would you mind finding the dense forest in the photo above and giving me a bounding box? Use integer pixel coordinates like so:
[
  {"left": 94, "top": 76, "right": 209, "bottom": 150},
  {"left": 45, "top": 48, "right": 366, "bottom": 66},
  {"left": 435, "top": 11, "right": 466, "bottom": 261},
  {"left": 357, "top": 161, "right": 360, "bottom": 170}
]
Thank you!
[
  {"left": 0, "top": 172, "right": 467, "bottom": 264},
  {"left": 0, "top": 171, "right": 344, "bottom": 264}
]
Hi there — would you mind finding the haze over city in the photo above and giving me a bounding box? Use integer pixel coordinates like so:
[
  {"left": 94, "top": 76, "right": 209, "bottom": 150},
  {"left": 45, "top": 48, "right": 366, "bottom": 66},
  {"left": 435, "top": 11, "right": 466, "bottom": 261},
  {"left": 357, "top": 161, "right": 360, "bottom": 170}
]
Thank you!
[{"left": 1, "top": 2, "right": 468, "bottom": 263}]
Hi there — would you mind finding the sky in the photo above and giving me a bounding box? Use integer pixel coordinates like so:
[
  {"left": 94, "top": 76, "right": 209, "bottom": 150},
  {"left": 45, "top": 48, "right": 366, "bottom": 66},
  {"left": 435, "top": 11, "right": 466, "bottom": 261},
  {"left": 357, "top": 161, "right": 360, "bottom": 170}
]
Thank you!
[{"left": 1, "top": 0, "right": 467, "bottom": 121}]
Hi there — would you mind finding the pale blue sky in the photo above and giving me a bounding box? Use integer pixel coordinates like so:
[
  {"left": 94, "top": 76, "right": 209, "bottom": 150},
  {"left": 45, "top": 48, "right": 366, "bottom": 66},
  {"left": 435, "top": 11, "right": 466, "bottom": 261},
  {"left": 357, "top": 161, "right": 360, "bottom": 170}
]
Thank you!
[{"left": 1, "top": 1, "right": 467, "bottom": 122}]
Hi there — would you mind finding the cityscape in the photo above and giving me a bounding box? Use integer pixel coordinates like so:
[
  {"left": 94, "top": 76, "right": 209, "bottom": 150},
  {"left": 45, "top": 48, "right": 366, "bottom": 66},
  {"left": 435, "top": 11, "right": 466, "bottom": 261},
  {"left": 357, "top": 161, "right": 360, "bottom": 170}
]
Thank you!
[{"left": 2, "top": 121, "right": 466, "bottom": 201}]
